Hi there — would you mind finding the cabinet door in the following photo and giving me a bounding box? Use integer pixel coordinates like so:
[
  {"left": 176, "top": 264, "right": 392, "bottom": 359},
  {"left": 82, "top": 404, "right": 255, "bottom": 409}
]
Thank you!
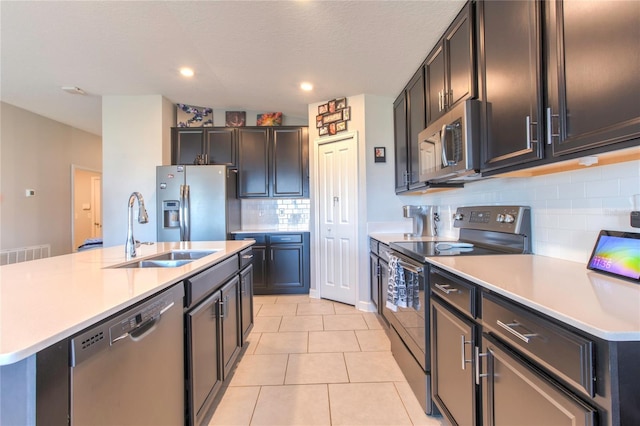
[
  {"left": 431, "top": 297, "right": 477, "bottom": 426},
  {"left": 251, "top": 245, "right": 267, "bottom": 293},
  {"left": 221, "top": 276, "right": 241, "bottom": 380},
  {"left": 369, "top": 253, "right": 379, "bottom": 310},
  {"left": 481, "top": 335, "right": 597, "bottom": 426},
  {"left": 172, "top": 128, "right": 204, "bottom": 165},
  {"left": 269, "top": 244, "right": 304, "bottom": 290},
  {"left": 186, "top": 291, "right": 222, "bottom": 422},
  {"left": 206, "top": 127, "right": 236, "bottom": 166},
  {"left": 238, "top": 128, "right": 270, "bottom": 197},
  {"left": 393, "top": 93, "right": 409, "bottom": 193},
  {"left": 407, "top": 69, "right": 426, "bottom": 190},
  {"left": 546, "top": 0, "right": 640, "bottom": 156},
  {"left": 240, "top": 265, "right": 254, "bottom": 340},
  {"left": 425, "top": 44, "right": 446, "bottom": 125},
  {"left": 446, "top": 3, "right": 475, "bottom": 109},
  {"left": 479, "top": 0, "right": 544, "bottom": 172},
  {"left": 272, "top": 127, "right": 308, "bottom": 197}
]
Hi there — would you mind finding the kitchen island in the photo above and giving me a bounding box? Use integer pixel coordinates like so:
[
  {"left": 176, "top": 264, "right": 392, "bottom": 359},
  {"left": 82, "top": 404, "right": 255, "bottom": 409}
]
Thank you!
[{"left": 0, "top": 240, "right": 253, "bottom": 425}]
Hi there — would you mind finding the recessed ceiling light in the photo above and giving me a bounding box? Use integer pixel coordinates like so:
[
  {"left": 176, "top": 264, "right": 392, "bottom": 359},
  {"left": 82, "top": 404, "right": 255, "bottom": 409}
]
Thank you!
[
  {"left": 180, "top": 67, "right": 195, "bottom": 77},
  {"left": 300, "top": 82, "right": 313, "bottom": 91},
  {"left": 61, "top": 86, "right": 86, "bottom": 95}
]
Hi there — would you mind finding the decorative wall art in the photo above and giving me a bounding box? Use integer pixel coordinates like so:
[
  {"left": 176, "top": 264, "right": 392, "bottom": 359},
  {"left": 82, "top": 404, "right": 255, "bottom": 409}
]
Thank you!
[
  {"left": 316, "top": 97, "right": 351, "bottom": 136},
  {"left": 176, "top": 104, "right": 213, "bottom": 127},
  {"left": 257, "top": 112, "right": 283, "bottom": 126},
  {"left": 374, "top": 146, "right": 386, "bottom": 163},
  {"left": 225, "top": 111, "right": 246, "bottom": 127}
]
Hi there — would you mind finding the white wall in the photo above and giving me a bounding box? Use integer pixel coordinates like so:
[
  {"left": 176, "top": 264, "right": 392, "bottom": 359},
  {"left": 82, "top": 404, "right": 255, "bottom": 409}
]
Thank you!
[
  {"left": 0, "top": 102, "right": 102, "bottom": 255},
  {"left": 102, "top": 95, "right": 174, "bottom": 248}
]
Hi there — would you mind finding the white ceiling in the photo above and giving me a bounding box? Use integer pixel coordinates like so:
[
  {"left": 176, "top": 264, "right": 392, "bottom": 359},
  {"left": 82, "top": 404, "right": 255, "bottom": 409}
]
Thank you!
[{"left": 1, "top": 0, "right": 465, "bottom": 136}]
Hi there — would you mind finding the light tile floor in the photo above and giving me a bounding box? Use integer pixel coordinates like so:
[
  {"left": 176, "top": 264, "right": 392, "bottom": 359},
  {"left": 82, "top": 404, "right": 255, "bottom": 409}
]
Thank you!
[{"left": 209, "top": 295, "right": 445, "bottom": 426}]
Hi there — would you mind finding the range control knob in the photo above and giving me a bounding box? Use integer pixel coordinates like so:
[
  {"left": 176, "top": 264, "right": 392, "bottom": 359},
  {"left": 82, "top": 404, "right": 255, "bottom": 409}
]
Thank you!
[
  {"left": 496, "top": 214, "right": 505, "bottom": 223},
  {"left": 504, "top": 214, "right": 516, "bottom": 223},
  {"left": 453, "top": 213, "right": 464, "bottom": 221}
]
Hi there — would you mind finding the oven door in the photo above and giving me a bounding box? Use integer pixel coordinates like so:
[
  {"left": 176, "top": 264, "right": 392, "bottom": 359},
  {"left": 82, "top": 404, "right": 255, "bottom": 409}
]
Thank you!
[{"left": 383, "top": 251, "right": 428, "bottom": 370}]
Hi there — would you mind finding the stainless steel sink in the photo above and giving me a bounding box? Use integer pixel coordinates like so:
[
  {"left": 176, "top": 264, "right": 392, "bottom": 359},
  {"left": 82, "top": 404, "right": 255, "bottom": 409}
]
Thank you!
[{"left": 110, "top": 250, "right": 219, "bottom": 268}]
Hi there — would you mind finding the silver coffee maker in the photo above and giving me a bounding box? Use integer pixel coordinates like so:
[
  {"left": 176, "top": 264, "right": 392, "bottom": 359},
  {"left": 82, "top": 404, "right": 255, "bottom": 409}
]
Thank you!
[{"left": 403, "top": 205, "right": 439, "bottom": 238}]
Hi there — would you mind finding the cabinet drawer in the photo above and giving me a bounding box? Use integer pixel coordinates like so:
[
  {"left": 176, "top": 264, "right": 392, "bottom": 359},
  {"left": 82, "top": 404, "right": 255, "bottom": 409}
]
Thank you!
[
  {"left": 482, "top": 292, "right": 595, "bottom": 398},
  {"left": 239, "top": 248, "right": 253, "bottom": 269},
  {"left": 186, "top": 255, "right": 239, "bottom": 307},
  {"left": 369, "top": 238, "right": 379, "bottom": 254},
  {"left": 379, "top": 243, "right": 390, "bottom": 263},
  {"left": 430, "top": 268, "right": 476, "bottom": 319},
  {"left": 270, "top": 234, "right": 302, "bottom": 244}
]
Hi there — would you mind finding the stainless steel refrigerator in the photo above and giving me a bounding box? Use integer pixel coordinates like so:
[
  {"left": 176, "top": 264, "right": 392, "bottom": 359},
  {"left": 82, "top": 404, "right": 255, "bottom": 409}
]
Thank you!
[{"left": 156, "top": 165, "right": 240, "bottom": 242}]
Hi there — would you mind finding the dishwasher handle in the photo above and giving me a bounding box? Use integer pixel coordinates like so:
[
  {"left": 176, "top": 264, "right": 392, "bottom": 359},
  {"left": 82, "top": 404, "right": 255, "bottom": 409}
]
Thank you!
[{"left": 111, "top": 301, "right": 176, "bottom": 345}]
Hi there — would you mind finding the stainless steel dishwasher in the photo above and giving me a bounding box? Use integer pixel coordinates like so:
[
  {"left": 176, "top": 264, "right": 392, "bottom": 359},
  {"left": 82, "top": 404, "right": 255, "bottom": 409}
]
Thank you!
[{"left": 70, "top": 284, "right": 184, "bottom": 426}]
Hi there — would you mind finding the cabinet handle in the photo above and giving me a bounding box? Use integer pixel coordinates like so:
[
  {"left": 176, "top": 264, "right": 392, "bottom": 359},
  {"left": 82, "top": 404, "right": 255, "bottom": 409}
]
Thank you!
[
  {"left": 525, "top": 116, "right": 538, "bottom": 149},
  {"left": 546, "top": 107, "right": 560, "bottom": 145},
  {"left": 435, "top": 283, "right": 457, "bottom": 295},
  {"left": 242, "top": 254, "right": 254, "bottom": 260},
  {"left": 496, "top": 320, "right": 537, "bottom": 343},
  {"left": 461, "top": 335, "right": 472, "bottom": 370},
  {"left": 475, "top": 346, "right": 489, "bottom": 385},
  {"left": 438, "top": 91, "right": 443, "bottom": 112}
]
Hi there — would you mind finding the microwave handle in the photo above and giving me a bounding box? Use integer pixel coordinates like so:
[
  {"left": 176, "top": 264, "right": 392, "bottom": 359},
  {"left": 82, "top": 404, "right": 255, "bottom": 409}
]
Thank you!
[{"left": 441, "top": 124, "right": 450, "bottom": 167}]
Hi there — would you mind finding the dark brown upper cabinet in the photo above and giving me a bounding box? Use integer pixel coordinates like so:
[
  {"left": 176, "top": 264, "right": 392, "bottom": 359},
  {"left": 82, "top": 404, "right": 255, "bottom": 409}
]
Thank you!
[
  {"left": 172, "top": 127, "right": 237, "bottom": 167},
  {"left": 425, "top": 2, "right": 476, "bottom": 126},
  {"left": 237, "top": 126, "right": 308, "bottom": 198},
  {"left": 477, "top": 0, "right": 544, "bottom": 173},
  {"left": 395, "top": 69, "right": 427, "bottom": 193},
  {"left": 545, "top": 0, "right": 640, "bottom": 156}
]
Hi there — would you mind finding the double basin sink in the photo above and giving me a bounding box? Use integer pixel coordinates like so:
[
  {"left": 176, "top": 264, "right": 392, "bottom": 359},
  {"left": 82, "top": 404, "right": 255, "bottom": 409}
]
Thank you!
[{"left": 112, "top": 250, "right": 219, "bottom": 268}]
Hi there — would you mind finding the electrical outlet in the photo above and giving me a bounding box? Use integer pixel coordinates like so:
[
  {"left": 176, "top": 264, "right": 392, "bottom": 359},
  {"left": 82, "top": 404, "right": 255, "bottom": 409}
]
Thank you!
[
  {"left": 279, "top": 208, "right": 285, "bottom": 216},
  {"left": 631, "top": 211, "right": 640, "bottom": 228}
]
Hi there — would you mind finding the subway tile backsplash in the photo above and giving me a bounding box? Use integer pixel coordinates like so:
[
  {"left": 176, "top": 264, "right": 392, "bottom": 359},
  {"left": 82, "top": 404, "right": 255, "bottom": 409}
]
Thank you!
[
  {"left": 241, "top": 199, "right": 310, "bottom": 230},
  {"left": 401, "top": 160, "right": 640, "bottom": 264}
]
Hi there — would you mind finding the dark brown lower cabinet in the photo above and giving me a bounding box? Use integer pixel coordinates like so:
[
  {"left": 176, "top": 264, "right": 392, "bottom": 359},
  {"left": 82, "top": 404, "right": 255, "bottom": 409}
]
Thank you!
[
  {"left": 431, "top": 297, "right": 478, "bottom": 426},
  {"left": 481, "top": 334, "right": 597, "bottom": 426}
]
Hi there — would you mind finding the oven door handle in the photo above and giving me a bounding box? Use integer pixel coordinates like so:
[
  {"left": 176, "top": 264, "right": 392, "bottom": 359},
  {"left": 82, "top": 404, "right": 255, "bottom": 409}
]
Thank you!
[{"left": 397, "top": 260, "right": 423, "bottom": 274}]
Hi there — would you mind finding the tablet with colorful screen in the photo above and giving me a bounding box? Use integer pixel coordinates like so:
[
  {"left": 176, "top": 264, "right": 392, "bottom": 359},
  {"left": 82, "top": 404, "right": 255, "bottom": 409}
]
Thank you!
[{"left": 587, "top": 231, "right": 640, "bottom": 282}]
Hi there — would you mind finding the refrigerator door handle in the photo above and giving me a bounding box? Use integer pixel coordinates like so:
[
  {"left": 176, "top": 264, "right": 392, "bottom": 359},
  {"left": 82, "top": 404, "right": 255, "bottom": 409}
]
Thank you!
[
  {"left": 179, "top": 185, "right": 186, "bottom": 241},
  {"left": 183, "top": 184, "right": 190, "bottom": 241}
]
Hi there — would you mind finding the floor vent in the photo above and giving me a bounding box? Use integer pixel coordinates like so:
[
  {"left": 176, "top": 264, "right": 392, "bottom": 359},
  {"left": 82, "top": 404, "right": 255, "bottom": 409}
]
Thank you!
[{"left": 0, "top": 244, "right": 51, "bottom": 265}]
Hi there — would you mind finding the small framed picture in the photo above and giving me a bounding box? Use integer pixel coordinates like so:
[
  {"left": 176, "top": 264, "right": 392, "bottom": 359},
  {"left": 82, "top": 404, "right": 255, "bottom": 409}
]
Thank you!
[
  {"left": 336, "top": 121, "right": 347, "bottom": 133},
  {"left": 328, "top": 100, "right": 336, "bottom": 113},
  {"left": 316, "top": 114, "right": 324, "bottom": 128},
  {"left": 342, "top": 106, "right": 351, "bottom": 121},
  {"left": 328, "top": 122, "right": 337, "bottom": 135},
  {"left": 319, "top": 125, "right": 329, "bottom": 136},
  {"left": 225, "top": 111, "right": 246, "bottom": 127},
  {"left": 318, "top": 103, "right": 329, "bottom": 114},
  {"left": 374, "top": 146, "right": 386, "bottom": 163},
  {"left": 323, "top": 111, "right": 343, "bottom": 124},
  {"left": 335, "top": 97, "right": 347, "bottom": 110}
]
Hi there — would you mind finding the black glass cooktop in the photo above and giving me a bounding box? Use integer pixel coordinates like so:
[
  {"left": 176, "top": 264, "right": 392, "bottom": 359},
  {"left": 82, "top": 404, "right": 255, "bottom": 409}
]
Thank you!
[{"left": 390, "top": 240, "right": 512, "bottom": 263}]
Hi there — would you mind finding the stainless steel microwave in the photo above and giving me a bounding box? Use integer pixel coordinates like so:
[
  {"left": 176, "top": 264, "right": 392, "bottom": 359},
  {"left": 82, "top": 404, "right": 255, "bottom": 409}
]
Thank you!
[{"left": 418, "top": 99, "right": 482, "bottom": 183}]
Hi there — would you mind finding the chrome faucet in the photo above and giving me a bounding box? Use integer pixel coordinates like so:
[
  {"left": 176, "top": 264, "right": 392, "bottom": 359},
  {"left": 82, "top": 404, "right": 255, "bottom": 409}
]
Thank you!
[{"left": 125, "top": 192, "right": 149, "bottom": 258}]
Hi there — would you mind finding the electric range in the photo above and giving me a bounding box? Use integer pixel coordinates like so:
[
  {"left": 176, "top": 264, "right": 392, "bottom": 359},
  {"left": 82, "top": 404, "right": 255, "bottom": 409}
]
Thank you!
[
  {"left": 384, "top": 205, "right": 531, "bottom": 416},
  {"left": 390, "top": 205, "right": 532, "bottom": 262}
]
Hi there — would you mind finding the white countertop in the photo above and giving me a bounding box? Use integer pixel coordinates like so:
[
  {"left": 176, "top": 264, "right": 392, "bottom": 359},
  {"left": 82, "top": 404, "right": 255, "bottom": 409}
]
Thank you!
[
  {"left": 428, "top": 255, "right": 640, "bottom": 341},
  {"left": 0, "top": 240, "right": 253, "bottom": 366},
  {"left": 370, "top": 234, "right": 640, "bottom": 341}
]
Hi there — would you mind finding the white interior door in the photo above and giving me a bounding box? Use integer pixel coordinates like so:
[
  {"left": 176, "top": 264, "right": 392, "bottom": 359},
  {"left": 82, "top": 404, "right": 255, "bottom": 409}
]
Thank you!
[
  {"left": 317, "top": 135, "right": 358, "bottom": 305},
  {"left": 91, "top": 176, "right": 102, "bottom": 238}
]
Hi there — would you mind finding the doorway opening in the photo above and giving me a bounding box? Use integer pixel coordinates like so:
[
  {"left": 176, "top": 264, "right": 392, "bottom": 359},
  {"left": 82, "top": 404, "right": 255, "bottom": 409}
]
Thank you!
[{"left": 71, "top": 165, "right": 102, "bottom": 251}]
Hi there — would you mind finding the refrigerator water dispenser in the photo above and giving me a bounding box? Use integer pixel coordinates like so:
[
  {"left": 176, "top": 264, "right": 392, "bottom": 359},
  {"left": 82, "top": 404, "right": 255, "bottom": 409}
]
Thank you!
[{"left": 163, "top": 200, "right": 180, "bottom": 228}]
